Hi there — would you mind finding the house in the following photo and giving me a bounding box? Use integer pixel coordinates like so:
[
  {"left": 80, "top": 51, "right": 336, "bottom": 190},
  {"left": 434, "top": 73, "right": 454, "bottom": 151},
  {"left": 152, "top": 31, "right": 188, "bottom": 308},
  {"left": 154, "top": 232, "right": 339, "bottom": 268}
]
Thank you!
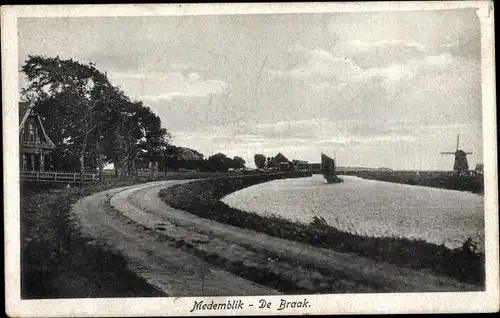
[
  {"left": 266, "top": 152, "right": 290, "bottom": 169},
  {"left": 175, "top": 147, "right": 204, "bottom": 161},
  {"left": 19, "top": 102, "right": 56, "bottom": 171}
]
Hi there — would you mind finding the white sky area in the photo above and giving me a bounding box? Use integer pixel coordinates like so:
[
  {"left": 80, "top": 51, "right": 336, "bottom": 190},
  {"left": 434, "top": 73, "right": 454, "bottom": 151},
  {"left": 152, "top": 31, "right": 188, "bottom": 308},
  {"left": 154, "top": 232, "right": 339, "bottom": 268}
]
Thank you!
[{"left": 18, "top": 9, "right": 483, "bottom": 170}]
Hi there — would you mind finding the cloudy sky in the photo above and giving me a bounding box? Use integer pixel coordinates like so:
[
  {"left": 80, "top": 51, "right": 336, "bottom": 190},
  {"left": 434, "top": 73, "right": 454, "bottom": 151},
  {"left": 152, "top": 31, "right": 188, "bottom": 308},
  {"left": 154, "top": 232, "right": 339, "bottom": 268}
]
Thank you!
[{"left": 18, "top": 8, "right": 484, "bottom": 169}]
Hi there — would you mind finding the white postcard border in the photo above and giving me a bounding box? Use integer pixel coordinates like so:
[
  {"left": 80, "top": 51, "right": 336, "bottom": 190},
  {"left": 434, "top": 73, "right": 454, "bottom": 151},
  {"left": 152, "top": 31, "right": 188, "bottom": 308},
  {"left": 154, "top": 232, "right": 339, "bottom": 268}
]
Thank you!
[{"left": 2, "top": 2, "right": 498, "bottom": 316}]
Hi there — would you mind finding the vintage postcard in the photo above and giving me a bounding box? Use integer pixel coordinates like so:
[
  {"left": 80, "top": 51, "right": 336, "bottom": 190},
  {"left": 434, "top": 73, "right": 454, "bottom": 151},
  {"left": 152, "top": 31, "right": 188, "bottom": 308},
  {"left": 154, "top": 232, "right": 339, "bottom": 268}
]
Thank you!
[{"left": 2, "top": 2, "right": 498, "bottom": 316}]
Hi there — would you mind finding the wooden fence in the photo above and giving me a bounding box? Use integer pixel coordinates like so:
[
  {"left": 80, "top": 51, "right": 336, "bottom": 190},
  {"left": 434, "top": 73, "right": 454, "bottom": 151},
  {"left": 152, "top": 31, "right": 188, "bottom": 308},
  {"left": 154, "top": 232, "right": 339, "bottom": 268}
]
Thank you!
[
  {"left": 20, "top": 170, "right": 98, "bottom": 183},
  {"left": 102, "top": 168, "right": 167, "bottom": 178},
  {"left": 20, "top": 168, "right": 165, "bottom": 183}
]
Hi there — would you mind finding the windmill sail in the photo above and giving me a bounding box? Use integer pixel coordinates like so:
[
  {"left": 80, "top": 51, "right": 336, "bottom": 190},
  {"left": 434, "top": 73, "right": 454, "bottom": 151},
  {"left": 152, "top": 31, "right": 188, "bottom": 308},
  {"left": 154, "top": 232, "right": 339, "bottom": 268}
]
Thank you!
[
  {"left": 441, "top": 134, "right": 473, "bottom": 172},
  {"left": 321, "top": 153, "right": 338, "bottom": 183}
]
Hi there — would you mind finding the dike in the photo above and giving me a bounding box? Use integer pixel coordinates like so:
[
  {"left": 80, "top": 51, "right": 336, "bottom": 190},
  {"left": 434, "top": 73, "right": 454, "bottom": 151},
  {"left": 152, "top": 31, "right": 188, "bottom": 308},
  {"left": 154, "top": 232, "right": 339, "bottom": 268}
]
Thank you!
[{"left": 159, "top": 173, "right": 485, "bottom": 286}]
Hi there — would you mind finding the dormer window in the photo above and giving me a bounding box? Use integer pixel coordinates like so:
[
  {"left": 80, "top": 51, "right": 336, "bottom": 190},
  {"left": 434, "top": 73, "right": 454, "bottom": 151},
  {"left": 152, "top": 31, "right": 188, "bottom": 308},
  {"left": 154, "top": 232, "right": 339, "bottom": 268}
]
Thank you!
[{"left": 28, "top": 121, "right": 35, "bottom": 142}]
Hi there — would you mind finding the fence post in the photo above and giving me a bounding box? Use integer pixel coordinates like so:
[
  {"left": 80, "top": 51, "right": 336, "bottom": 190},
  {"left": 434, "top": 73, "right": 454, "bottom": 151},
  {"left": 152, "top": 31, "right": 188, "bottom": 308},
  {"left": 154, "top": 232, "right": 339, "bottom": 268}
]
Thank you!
[
  {"left": 74, "top": 173, "right": 76, "bottom": 183},
  {"left": 36, "top": 171, "right": 39, "bottom": 181},
  {"left": 55, "top": 172, "right": 57, "bottom": 181}
]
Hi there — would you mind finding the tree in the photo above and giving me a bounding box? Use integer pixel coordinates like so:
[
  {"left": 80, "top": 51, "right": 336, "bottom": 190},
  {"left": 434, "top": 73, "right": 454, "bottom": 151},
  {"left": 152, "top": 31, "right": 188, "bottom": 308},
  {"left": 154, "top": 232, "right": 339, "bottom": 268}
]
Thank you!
[
  {"left": 94, "top": 86, "right": 135, "bottom": 178},
  {"left": 21, "top": 55, "right": 114, "bottom": 183},
  {"left": 232, "top": 156, "right": 246, "bottom": 169},
  {"left": 265, "top": 157, "right": 273, "bottom": 168},
  {"left": 291, "top": 159, "right": 307, "bottom": 169},
  {"left": 20, "top": 55, "right": 172, "bottom": 181},
  {"left": 164, "top": 145, "right": 205, "bottom": 171},
  {"left": 254, "top": 154, "right": 266, "bottom": 169},
  {"left": 135, "top": 104, "right": 171, "bottom": 164},
  {"left": 207, "top": 153, "right": 232, "bottom": 172}
]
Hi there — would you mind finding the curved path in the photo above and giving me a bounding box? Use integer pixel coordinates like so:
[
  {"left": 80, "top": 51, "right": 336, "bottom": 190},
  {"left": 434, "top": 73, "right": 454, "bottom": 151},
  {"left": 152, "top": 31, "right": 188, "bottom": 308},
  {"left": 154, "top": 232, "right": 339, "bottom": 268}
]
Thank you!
[{"left": 71, "top": 180, "right": 479, "bottom": 296}]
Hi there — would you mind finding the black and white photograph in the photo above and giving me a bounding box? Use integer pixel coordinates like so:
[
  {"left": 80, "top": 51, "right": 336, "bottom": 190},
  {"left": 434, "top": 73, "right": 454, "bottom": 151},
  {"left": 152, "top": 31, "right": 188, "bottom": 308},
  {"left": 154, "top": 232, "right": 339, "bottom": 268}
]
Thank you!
[{"left": 3, "top": 2, "right": 498, "bottom": 316}]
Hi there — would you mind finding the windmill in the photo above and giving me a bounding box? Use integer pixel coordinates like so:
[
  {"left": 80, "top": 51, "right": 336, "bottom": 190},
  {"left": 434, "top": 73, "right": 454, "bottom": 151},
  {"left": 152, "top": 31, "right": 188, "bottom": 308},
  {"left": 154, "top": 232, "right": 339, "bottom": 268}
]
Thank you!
[{"left": 441, "top": 134, "right": 473, "bottom": 173}]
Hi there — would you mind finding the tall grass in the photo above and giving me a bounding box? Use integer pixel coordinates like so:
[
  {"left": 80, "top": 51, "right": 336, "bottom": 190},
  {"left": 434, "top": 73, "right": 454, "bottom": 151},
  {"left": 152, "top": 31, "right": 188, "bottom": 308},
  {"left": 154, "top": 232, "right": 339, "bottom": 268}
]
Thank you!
[{"left": 159, "top": 175, "right": 485, "bottom": 286}]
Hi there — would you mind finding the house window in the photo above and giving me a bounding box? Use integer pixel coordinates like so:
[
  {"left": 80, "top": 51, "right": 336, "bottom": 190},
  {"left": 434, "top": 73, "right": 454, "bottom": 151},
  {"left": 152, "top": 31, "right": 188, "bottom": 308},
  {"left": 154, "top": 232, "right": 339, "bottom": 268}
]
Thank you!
[{"left": 28, "top": 122, "right": 35, "bottom": 142}]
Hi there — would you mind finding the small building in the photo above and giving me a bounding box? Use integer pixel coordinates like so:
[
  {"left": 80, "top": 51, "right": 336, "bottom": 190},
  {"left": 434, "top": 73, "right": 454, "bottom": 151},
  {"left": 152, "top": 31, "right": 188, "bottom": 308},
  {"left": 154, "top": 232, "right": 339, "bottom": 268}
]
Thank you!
[
  {"left": 309, "top": 163, "right": 321, "bottom": 171},
  {"left": 279, "top": 161, "right": 294, "bottom": 171},
  {"left": 475, "top": 164, "right": 484, "bottom": 174},
  {"left": 270, "top": 152, "right": 290, "bottom": 167},
  {"left": 19, "top": 102, "right": 56, "bottom": 171}
]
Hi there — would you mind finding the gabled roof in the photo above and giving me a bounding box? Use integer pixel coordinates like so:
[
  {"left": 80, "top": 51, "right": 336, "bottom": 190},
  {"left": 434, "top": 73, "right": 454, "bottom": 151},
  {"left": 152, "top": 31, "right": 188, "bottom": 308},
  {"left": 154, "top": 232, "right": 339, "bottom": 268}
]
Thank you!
[
  {"left": 177, "top": 147, "right": 204, "bottom": 160},
  {"left": 19, "top": 101, "right": 32, "bottom": 128},
  {"left": 35, "top": 115, "right": 56, "bottom": 148},
  {"left": 19, "top": 102, "right": 56, "bottom": 149},
  {"left": 273, "top": 152, "right": 290, "bottom": 163}
]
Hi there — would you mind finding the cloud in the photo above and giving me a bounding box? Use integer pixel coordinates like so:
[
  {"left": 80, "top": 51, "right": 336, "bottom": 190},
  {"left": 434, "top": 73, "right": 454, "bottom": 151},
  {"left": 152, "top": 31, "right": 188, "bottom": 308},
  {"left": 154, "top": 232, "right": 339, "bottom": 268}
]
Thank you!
[
  {"left": 267, "top": 44, "right": 457, "bottom": 90},
  {"left": 173, "top": 116, "right": 479, "bottom": 169},
  {"left": 332, "top": 40, "right": 457, "bottom": 70},
  {"left": 144, "top": 47, "right": 479, "bottom": 148},
  {"left": 424, "top": 53, "right": 454, "bottom": 66},
  {"left": 288, "top": 49, "right": 363, "bottom": 82},
  {"left": 343, "top": 40, "right": 428, "bottom": 52},
  {"left": 108, "top": 71, "right": 229, "bottom": 101},
  {"left": 196, "top": 118, "right": 420, "bottom": 148},
  {"left": 266, "top": 47, "right": 362, "bottom": 84},
  {"left": 17, "top": 11, "right": 482, "bottom": 170},
  {"left": 169, "top": 117, "right": 431, "bottom": 168},
  {"left": 325, "top": 9, "right": 480, "bottom": 69},
  {"left": 334, "top": 40, "right": 430, "bottom": 69},
  {"left": 354, "top": 53, "right": 455, "bottom": 83}
]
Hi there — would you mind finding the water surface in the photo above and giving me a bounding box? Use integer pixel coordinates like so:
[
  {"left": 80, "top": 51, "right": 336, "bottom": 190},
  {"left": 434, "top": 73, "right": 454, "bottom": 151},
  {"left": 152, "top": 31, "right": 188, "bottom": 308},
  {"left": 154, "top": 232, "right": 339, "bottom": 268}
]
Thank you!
[{"left": 221, "top": 175, "right": 484, "bottom": 249}]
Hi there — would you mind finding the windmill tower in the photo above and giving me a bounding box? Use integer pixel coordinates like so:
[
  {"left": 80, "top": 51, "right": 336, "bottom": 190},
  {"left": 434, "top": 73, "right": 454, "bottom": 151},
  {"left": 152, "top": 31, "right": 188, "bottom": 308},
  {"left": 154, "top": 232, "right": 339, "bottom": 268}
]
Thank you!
[{"left": 441, "top": 134, "right": 473, "bottom": 172}]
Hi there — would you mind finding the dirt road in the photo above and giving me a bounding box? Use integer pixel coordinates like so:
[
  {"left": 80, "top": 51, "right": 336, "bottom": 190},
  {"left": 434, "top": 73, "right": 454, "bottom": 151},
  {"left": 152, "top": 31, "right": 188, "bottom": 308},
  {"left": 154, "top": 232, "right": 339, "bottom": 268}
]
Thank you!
[{"left": 71, "top": 180, "right": 479, "bottom": 296}]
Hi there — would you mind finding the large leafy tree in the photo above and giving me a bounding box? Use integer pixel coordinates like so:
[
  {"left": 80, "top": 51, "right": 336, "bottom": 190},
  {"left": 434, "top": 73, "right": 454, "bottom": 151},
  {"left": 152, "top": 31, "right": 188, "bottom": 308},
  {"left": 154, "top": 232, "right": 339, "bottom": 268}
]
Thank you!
[
  {"left": 21, "top": 55, "right": 113, "bottom": 182},
  {"left": 206, "top": 153, "right": 233, "bottom": 172},
  {"left": 134, "top": 104, "right": 171, "bottom": 164},
  {"left": 20, "top": 55, "right": 172, "bottom": 181},
  {"left": 163, "top": 145, "right": 204, "bottom": 171},
  {"left": 254, "top": 154, "right": 266, "bottom": 169},
  {"left": 98, "top": 87, "right": 137, "bottom": 176},
  {"left": 232, "top": 156, "right": 246, "bottom": 169},
  {"left": 291, "top": 159, "right": 307, "bottom": 169}
]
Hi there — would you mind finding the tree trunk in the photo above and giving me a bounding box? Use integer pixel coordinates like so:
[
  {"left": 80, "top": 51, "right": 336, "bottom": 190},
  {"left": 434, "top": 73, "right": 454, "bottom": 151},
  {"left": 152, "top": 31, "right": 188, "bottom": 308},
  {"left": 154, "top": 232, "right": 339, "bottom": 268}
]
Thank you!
[
  {"left": 114, "top": 122, "right": 124, "bottom": 179},
  {"left": 114, "top": 159, "right": 120, "bottom": 178},
  {"left": 80, "top": 141, "right": 86, "bottom": 184},
  {"left": 96, "top": 134, "right": 102, "bottom": 182}
]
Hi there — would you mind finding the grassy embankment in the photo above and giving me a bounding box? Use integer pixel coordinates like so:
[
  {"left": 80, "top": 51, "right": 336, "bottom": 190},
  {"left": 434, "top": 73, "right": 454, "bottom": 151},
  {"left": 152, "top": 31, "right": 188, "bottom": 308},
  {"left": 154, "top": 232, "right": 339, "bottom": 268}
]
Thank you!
[
  {"left": 354, "top": 171, "right": 484, "bottom": 194},
  {"left": 159, "top": 174, "right": 485, "bottom": 287},
  {"left": 20, "top": 171, "right": 230, "bottom": 299}
]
